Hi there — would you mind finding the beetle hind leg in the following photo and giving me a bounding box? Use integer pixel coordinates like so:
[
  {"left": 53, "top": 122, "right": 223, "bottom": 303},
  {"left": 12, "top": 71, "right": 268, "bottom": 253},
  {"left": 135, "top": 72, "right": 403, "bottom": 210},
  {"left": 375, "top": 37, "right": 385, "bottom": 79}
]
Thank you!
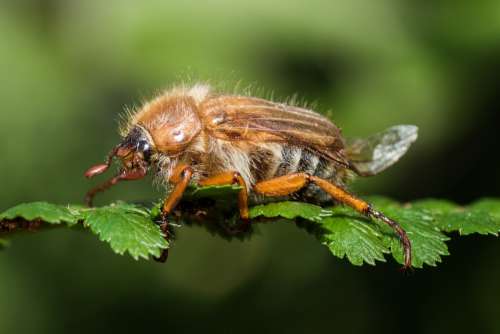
[{"left": 253, "top": 173, "right": 412, "bottom": 269}]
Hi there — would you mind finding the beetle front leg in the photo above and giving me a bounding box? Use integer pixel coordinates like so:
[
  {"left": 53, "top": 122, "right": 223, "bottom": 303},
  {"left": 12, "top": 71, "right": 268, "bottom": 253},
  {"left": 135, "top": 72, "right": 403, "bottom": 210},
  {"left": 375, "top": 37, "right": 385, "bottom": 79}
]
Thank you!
[
  {"left": 85, "top": 167, "right": 147, "bottom": 207},
  {"left": 161, "top": 164, "right": 194, "bottom": 225},
  {"left": 155, "top": 164, "right": 193, "bottom": 263}
]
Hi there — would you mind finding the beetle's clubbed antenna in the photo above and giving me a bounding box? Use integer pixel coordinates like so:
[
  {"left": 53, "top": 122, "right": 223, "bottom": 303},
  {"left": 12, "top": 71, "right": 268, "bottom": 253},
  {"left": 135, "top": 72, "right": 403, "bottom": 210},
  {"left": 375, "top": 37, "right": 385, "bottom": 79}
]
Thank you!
[
  {"left": 84, "top": 144, "right": 142, "bottom": 207},
  {"left": 84, "top": 145, "right": 121, "bottom": 179}
]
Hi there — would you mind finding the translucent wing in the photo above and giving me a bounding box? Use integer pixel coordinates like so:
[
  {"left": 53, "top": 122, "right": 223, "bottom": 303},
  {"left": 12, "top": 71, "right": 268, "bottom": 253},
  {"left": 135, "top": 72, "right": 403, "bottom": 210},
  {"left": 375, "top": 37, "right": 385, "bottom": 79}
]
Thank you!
[
  {"left": 345, "top": 125, "right": 418, "bottom": 176},
  {"left": 201, "top": 95, "right": 350, "bottom": 167}
]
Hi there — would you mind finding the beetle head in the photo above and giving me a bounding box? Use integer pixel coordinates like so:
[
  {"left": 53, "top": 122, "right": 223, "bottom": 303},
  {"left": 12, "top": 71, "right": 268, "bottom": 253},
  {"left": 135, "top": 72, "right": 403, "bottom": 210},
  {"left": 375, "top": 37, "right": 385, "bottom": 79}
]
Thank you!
[{"left": 84, "top": 126, "right": 154, "bottom": 179}]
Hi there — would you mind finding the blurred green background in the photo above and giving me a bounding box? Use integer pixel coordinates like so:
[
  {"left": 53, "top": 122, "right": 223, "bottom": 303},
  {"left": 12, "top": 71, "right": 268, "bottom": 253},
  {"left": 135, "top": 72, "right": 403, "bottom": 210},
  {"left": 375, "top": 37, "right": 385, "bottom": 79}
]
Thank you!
[{"left": 1, "top": 1, "right": 500, "bottom": 333}]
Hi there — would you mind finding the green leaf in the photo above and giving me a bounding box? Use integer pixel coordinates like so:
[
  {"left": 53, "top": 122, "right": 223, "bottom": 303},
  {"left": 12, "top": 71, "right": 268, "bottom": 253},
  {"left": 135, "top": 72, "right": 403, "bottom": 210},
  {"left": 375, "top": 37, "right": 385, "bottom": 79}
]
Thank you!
[
  {"left": 412, "top": 199, "right": 500, "bottom": 236},
  {"left": 470, "top": 198, "right": 500, "bottom": 219},
  {"left": 435, "top": 210, "right": 500, "bottom": 236},
  {"left": 305, "top": 203, "right": 449, "bottom": 268},
  {"left": 249, "top": 201, "right": 332, "bottom": 223},
  {"left": 1, "top": 195, "right": 500, "bottom": 267},
  {"left": 82, "top": 203, "right": 168, "bottom": 260},
  {"left": 410, "top": 199, "right": 458, "bottom": 214},
  {"left": 319, "top": 207, "right": 388, "bottom": 266},
  {"left": 249, "top": 199, "right": 450, "bottom": 267},
  {"left": 0, "top": 202, "right": 79, "bottom": 225}
]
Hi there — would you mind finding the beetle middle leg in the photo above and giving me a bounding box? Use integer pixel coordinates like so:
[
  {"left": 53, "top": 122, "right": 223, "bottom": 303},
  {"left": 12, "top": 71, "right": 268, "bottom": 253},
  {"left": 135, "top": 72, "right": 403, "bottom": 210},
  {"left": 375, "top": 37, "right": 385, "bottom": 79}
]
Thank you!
[
  {"left": 253, "top": 173, "right": 412, "bottom": 269},
  {"left": 198, "top": 171, "right": 249, "bottom": 220},
  {"left": 197, "top": 171, "right": 250, "bottom": 235}
]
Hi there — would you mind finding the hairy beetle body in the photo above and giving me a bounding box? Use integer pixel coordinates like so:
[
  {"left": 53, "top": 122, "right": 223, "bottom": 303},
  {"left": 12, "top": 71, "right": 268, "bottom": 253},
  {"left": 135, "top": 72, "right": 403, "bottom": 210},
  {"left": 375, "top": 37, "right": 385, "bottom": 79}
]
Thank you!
[{"left": 85, "top": 83, "right": 418, "bottom": 268}]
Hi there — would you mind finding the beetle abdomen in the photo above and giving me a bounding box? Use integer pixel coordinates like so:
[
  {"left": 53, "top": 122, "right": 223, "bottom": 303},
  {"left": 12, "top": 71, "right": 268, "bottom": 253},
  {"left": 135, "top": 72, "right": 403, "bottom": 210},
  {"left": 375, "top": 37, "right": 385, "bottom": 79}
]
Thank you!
[
  {"left": 249, "top": 144, "right": 345, "bottom": 203},
  {"left": 204, "top": 138, "right": 348, "bottom": 203}
]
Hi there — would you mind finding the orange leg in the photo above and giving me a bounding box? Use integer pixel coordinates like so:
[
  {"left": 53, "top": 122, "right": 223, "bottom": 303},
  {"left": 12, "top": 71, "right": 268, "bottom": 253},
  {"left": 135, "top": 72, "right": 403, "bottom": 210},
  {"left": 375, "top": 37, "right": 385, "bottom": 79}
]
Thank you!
[
  {"left": 198, "top": 171, "right": 249, "bottom": 220},
  {"left": 254, "top": 173, "right": 412, "bottom": 269},
  {"left": 155, "top": 164, "right": 193, "bottom": 263},
  {"left": 162, "top": 164, "right": 193, "bottom": 217}
]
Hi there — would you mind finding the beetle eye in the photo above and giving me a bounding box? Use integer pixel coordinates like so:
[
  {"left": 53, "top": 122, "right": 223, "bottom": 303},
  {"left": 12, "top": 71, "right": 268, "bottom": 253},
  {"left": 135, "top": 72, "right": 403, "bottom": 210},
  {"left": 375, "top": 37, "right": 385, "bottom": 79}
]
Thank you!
[
  {"left": 137, "top": 140, "right": 149, "bottom": 151},
  {"left": 143, "top": 149, "right": 152, "bottom": 162},
  {"left": 137, "top": 140, "right": 152, "bottom": 161}
]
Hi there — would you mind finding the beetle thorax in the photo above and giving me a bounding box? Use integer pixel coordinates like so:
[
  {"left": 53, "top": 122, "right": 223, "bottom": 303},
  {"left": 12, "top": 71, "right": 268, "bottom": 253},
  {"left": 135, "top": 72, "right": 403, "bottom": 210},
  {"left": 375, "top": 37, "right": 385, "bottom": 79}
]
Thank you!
[{"left": 133, "top": 95, "right": 203, "bottom": 155}]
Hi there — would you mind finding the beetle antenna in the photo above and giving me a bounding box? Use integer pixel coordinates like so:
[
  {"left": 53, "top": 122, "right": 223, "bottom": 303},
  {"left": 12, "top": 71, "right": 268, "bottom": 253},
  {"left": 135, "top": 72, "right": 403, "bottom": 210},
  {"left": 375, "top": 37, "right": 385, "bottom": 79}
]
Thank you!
[{"left": 84, "top": 145, "right": 120, "bottom": 179}]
